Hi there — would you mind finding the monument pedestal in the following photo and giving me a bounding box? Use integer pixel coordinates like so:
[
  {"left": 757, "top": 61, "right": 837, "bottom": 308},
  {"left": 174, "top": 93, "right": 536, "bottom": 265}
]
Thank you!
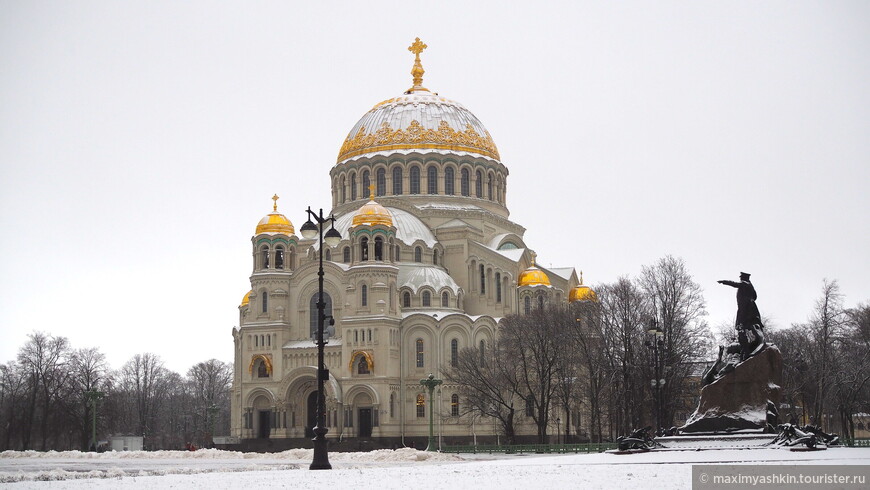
[{"left": 681, "top": 345, "right": 782, "bottom": 433}]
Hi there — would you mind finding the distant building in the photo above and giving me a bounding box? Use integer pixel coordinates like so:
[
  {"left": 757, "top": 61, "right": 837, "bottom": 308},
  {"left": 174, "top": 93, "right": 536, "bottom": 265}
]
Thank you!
[{"left": 230, "top": 40, "right": 594, "bottom": 446}]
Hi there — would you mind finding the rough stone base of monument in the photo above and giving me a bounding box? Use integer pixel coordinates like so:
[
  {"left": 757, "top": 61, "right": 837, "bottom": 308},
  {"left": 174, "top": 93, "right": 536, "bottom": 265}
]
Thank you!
[{"left": 680, "top": 344, "right": 782, "bottom": 434}]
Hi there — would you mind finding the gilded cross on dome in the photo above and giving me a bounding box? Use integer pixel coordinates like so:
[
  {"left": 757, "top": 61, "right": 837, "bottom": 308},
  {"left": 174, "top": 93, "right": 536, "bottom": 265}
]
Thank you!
[
  {"left": 407, "top": 37, "right": 429, "bottom": 93},
  {"left": 272, "top": 194, "right": 279, "bottom": 211}
]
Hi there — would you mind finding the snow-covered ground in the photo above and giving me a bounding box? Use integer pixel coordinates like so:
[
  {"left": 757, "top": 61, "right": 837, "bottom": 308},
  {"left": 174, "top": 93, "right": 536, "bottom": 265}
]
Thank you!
[{"left": 2, "top": 446, "right": 868, "bottom": 489}]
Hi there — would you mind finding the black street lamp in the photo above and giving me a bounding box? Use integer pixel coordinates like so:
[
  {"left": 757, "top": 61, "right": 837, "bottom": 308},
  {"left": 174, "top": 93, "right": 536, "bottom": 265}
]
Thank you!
[
  {"left": 300, "top": 207, "right": 342, "bottom": 470},
  {"left": 645, "top": 320, "right": 665, "bottom": 433}
]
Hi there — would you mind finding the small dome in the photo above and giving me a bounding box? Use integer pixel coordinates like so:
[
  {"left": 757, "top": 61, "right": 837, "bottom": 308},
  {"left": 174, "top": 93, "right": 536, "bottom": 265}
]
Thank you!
[
  {"left": 569, "top": 272, "right": 597, "bottom": 302},
  {"left": 352, "top": 188, "right": 393, "bottom": 227},
  {"left": 240, "top": 290, "right": 252, "bottom": 307},
  {"left": 256, "top": 195, "right": 295, "bottom": 235},
  {"left": 518, "top": 258, "right": 551, "bottom": 287}
]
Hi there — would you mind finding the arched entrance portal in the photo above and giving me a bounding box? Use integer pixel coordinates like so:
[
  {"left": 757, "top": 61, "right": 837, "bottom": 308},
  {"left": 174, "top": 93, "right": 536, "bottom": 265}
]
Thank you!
[{"left": 306, "top": 391, "right": 317, "bottom": 439}]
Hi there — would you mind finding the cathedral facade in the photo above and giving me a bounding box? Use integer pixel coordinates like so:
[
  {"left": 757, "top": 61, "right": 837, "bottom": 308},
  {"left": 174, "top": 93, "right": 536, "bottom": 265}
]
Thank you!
[{"left": 230, "top": 40, "right": 594, "bottom": 445}]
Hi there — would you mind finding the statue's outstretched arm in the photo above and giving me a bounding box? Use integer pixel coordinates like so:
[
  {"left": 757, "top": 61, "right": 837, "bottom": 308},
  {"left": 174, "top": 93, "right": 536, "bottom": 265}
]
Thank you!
[{"left": 718, "top": 280, "right": 739, "bottom": 288}]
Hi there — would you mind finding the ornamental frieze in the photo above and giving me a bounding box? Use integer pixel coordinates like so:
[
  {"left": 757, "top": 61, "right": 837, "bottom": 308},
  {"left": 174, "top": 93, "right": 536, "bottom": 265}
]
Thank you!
[{"left": 338, "top": 120, "right": 500, "bottom": 162}]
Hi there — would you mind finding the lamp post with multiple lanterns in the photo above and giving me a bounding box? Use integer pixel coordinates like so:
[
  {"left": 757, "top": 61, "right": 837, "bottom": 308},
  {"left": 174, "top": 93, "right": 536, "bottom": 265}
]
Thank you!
[
  {"left": 300, "top": 207, "right": 342, "bottom": 470},
  {"left": 419, "top": 374, "right": 443, "bottom": 452},
  {"left": 645, "top": 320, "right": 665, "bottom": 433}
]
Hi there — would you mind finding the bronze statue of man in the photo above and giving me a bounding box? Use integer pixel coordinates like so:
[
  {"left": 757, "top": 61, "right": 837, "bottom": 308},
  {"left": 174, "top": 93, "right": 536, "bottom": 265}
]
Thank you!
[
  {"left": 718, "top": 272, "right": 763, "bottom": 330},
  {"left": 719, "top": 272, "right": 765, "bottom": 360}
]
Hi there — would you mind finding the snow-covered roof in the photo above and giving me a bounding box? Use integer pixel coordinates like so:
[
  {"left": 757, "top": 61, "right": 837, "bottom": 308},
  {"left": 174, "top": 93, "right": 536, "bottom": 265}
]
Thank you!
[
  {"left": 398, "top": 264, "right": 461, "bottom": 294},
  {"left": 494, "top": 247, "right": 525, "bottom": 263},
  {"left": 416, "top": 202, "right": 485, "bottom": 212},
  {"left": 547, "top": 267, "right": 575, "bottom": 281},
  {"left": 402, "top": 310, "right": 488, "bottom": 322},
  {"left": 435, "top": 218, "right": 477, "bottom": 230},
  {"left": 328, "top": 206, "right": 437, "bottom": 248},
  {"left": 283, "top": 339, "right": 343, "bottom": 349}
]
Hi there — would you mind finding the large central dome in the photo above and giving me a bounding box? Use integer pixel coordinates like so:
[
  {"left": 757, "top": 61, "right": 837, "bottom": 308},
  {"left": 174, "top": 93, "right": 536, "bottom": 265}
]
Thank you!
[
  {"left": 336, "top": 93, "right": 500, "bottom": 163},
  {"left": 336, "top": 38, "right": 499, "bottom": 164}
]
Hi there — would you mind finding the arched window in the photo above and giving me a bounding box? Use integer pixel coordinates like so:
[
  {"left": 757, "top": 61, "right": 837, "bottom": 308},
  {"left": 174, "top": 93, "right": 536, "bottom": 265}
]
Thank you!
[
  {"left": 395, "top": 245, "right": 401, "bottom": 261},
  {"left": 409, "top": 166, "right": 420, "bottom": 194},
  {"left": 461, "top": 168, "right": 470, "bottom": 196},
  {"left": 392, "top": 167, "right": 403, "bottom": 195},
  {"left": 258, "top": 361, "right": 268, "bottom": 378},
  {"left": 350, "top": 172, "right": 357, "bottom": 201},
  {"left": 525, "top": 397, "right": 534, "bottom": 417},
  {"left": 495, "top": 272, "right": 502, "bottom": 302},
  {"left": 343, "top": 246, "right": 351, "bottom": 263},
  {"left": 340, "top": 176, "right": 346, "bottom": 203},
  {"left": 254, "top": 335, "right": 258, "bottom": 347},
  {"left": 261, "top": 291, "right": 268, "bottom": 314},
  {"left": 450, "top": 339, "right": 458, "bottom": 367},
  {"left": 376, "top": 168, "right": 386, "bottom": 196},
  {"left": 361, "top": 284, "right": 368, "bottom": 306},
  {"left": 444, "top": 167, "right": 455, "bottom": 195},
  {"left": 390, "top": 393, "right": 395, "bottom": 418},
  {"left": 433, "top": 250, "right": 438, "bottom": 265},
  {"left": 416, "top": 394, "right": 425, "bottom": 417},
  {"left": 487, "top": 173, "right": 493, "bottom": 200},
  {"left": 524, "top": 296, "right": 531, "bottom": 315},
  {"left": 415, "top": 339, "right": 424, "bottom": 368},
  {"left": 357, "top": 355, "right": 370, "bottom": 375},
  {"left": 414, "top": 246, "right": 422, "bottom": 263},
  {"left": 309, "top": 292, "right": 333, "bottom": 338},
  {"left": 479, "top": 340, "right": 486, "bottom": 365},
  {"left": 480, "top": 264, "right": 486, "bottom": 294},
  {"left": 390, "top": 284, "right": 395, "bottom": 310},
  {"left": 374, "top": 236, "right": 384, "bottom": 260},
  {"left": 427, "top": 165, "right": 437, "bottom": 194},
  {"left": 403, "top": 292, "right": 411, "bottom": 308},
  {"left": 261, "top": 246, "right": 270, "bottom": 269},
  {"left": 422, "top": 291, "right": 431, "bottom": 307},
  {"left": 275, "top": 246, "right": 284, "bottom": 269},
  {"left": 475, "top": 170, "right": 483, "bottom": 197},
  {"left": 538, "top": 294, "right": 545, "bottom": 310},
  {"left": 362, "top": 170, "right": 370, "bottom": 197},
  {"left": 442, "top": 292, "right": 449, "bottom": 307},
  {"left": 451, "top": 394, "right": 459, "bottom": 416},
  {"left": 360, "top": 237, "right": 369, "bottom": 261}
]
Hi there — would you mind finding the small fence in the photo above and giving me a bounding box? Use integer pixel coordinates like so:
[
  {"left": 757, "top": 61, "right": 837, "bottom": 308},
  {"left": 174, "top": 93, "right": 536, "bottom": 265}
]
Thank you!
[
  {"left": 442, "top": 442, "right": 618, "bottom": 454},
  {"left": 843, "top": 438, "right": 870, "bottom": 447}
]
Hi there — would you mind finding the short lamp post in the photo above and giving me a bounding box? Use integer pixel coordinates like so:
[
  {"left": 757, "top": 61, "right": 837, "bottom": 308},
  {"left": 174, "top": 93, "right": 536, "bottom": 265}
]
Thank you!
[
  {"left": 419, "top": 374, "right": 443, "bottom": 452},
  {"left": 556, "top": 417, "right": 561, "bottom": 445},
  {"left": 84, "top": 390, "right": 104, "bottom": 451},
  {"left": 645, "top": 320, "right": 665, "bottom": 433},
  {"left": 206, "top": 404, "right": 219, "bottom": 447},
  {"left": 300, "top": 207, "right": 342, "bottom": 470}
]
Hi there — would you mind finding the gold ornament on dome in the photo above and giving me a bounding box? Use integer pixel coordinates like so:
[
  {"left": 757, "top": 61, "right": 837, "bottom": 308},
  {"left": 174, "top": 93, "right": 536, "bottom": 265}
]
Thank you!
[
  {"left": 517, "top": 253, "right": 551, "bottom": 287},
  {"left": 407, "top": 37, "right": 429, "bottom": 93},
  {"left": 337, "top": 119, "right": 500, "bottom": 162}
]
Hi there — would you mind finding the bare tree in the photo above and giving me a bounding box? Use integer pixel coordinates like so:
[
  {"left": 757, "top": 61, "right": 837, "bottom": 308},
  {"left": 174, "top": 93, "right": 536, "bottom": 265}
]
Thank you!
[
  {"left": 639, "top": 256, "right": 708, "bottom": 429},
  {"left": 16, "top": 332, "right": 72, "bottom": 450},
  {"left": 446, "top": 340, "right": 521, "bottom": 444},
  {"left": 119, "top": 353, "right": 172, "bottom": 444},
  {"left": 500, "top": 308, "right": 569, "bottom": 443},
  {"left": 595, "top": 277, "right": 648, "bottom": 438},
  {"left": 69, "top": 347, "right": 110, "bottom": 450},
  {"left": 186, "top": 359, "right": 233, "bottom": 446}
]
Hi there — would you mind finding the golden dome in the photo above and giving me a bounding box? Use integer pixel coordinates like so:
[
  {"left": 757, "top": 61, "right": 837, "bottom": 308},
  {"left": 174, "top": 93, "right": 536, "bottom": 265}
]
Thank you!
[
  {"left": 517, "top": 257, "right": 551, "bottom": 287},
  {"left": 256, "top": 195, "right": 295, "bottom": 235},
  {"left": 352, "top": 187, "right": 393, "bottom": 227},
  {"left": 336, "top": 39, "right": 499, "bottom": 163},
  {"left": 569, "top": 272, "right": 598, "bottom": 302},
  {"left": 240, "top": 290, "right": 252, "bottom": 307}
]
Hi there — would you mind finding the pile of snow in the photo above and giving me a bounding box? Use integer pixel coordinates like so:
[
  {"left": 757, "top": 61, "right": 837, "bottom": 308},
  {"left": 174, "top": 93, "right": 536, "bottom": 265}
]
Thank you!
[{"left": 0, "top": 447, "right": 461, "bottom": 463}]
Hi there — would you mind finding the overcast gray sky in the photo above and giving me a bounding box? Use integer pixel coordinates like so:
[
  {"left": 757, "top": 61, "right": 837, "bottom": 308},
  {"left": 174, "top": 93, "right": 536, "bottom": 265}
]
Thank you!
[{"left": 1, "top": 1, "right": 868, "bottom": 374}]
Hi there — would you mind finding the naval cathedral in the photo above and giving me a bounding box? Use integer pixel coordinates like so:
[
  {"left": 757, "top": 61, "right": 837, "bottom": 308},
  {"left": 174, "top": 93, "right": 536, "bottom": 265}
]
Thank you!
[{"left": 231, "top": 39, "right": 596, "bottom": 447}]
